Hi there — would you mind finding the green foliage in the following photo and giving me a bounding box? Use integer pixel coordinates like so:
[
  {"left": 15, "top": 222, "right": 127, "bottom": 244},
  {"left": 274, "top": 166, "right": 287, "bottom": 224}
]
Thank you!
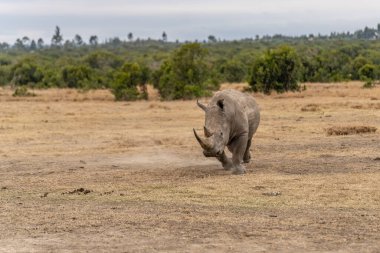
[
  {"left": 11, "top": 59, "right": 44, "bottom": 86},
  {"left": 218, "top": 60, "right": 247, "bottom": 83},
  {"left": 62, "top": 65, "right": 93, "bottom": 88},
  {"left": 110, "top": 62, "right": 148, "bottom": 101},
  {"left": 362, "top": 80, "right": 375, "bottom": 89},
  {"left": 51, "top": 26, "right": 63, "bottom": 46},
  {"left": 351, "top": 56, "right": 371, "bottom": 80},
  {"left": 359, "top": 64, "right": 377, "bottom": 80},
  {"left": 0, "top": 57, "right": 12, "bottom": 85},
  {"left": 249, "top": 46, "right": 301, "bottom": 94},
  {"left": 2, "top": 26, "right": 380, "bottom": 97},
  {"left": 12, "top": 86, "right": 36, "bottom": 97},
  {"left": 153, "top": 43, "right": 212, "bottom": 100}
]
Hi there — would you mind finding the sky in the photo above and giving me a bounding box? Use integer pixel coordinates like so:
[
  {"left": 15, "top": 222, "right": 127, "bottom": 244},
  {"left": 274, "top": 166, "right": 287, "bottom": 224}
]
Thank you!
[{"left": 0, "top": 0, "right": 379, "bottom": 44}]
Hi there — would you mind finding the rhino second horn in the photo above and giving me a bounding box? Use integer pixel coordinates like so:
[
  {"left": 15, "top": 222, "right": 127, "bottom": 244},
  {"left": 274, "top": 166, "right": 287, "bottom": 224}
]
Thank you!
[
  {"left": 197, "top": 100, "right": 207, "bottom": 111},
  {"left": 204, "top": 126, "right": 213, "bottom": 137},
  {"left": 193, "top": 128, "right": 213, "bottom": 150}
]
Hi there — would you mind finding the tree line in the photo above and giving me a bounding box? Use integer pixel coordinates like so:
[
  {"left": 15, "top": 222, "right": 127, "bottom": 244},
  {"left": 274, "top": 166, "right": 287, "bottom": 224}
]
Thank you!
[{"left": 0, "top": 24, "right": 380, "bottom": 100}]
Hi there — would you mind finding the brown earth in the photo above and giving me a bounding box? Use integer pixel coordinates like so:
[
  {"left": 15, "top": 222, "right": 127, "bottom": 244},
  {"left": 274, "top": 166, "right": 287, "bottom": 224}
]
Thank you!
[{"left": 0, "top": 82, "right": 380, "bottom": 252}]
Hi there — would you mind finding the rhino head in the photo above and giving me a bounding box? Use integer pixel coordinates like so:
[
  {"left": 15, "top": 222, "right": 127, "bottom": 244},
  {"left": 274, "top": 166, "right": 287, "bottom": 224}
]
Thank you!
[{"left": 193, "top": 99, "right": 228, "bottom": 157}]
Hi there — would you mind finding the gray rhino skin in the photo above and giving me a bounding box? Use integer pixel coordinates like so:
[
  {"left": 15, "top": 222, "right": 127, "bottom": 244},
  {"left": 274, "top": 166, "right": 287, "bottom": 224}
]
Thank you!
[{"left": 194, "top": 89, "right": 260, "bottom": 174}]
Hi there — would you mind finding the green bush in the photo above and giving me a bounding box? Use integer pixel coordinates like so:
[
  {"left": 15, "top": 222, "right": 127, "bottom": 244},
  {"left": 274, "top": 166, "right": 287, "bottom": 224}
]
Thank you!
[
  {"left": 218, "top": 60, "right": 247, "bottom": 83},
  {"left": 11, "top": 60, "right": 44, "bottom": 86},
  {"left": 249, "top": 46, "right": 301, "bottom": 94},
  {"left": 84, "top": 51, "right": 123, "bottom": 70},
  {"left": 12, "top": 86, "right": 36, "bottom": 97},
  {"left": 0, "top": 65, "right": 11, "bottom": 85},
  {"left": 153, "top": 43, "right": 212, "bottom": 100},
  {"left": 110, "top": 62, "right": 148, "bottom": 101},
  {"left": 362, "top": 80, "right": 375, "bottom": 88},
  {"left": 62, "top": 65, "right": 93, "bottom": 88},
  {"left": 351, "top": 56, "right": 371, "bottom": 80},
  {"left": 359, "top": 64, "right": 377, "bottom": 80}
]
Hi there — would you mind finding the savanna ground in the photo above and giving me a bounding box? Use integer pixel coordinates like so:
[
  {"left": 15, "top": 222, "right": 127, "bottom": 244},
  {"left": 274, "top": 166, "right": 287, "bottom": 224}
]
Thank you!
[{"left": 0, "top": 82, "right": 379, "bottom": 252}]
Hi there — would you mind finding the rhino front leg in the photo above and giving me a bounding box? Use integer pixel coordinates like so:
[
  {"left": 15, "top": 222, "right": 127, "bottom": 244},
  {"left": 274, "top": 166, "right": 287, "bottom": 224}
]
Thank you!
[
  {"left": 243, "top": 139, "right": 252, "bottom": 163},
  {"left": 230, "top": 134, "right": 248, "bottom": 175},
  {"left": 216, "top": 151, "right": 233, "bottom": 170}
]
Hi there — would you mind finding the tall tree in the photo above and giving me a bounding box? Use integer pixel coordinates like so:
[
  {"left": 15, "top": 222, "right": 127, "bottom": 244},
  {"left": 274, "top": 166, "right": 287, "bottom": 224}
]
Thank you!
[
  {"left": 14, "top": 39, "right": 24, "bottom": 50},
  {"left": 30, "top": 40, "right": 37, "bottom": 51},
  {"left": 22, "top": 36, "right": 30, "bottom": 47},
  {"left": 74, "top": 34, "right": 83, "bottom": 46},
  {"left": 128, "top": 32, "right": 133, "bottom": 42},
  {"left": 207, "top": 35, "right": 217, "bottom": 43},
  {"left": 51, "top": 26, "right": 63, "bottom": 46},
  {"left": 162, "top": 31, "right": 167, "bottom": 42},
  {"left": 89, "top": 35, "right": 98, "bottom": 46},
  {"left": 37, "top": 38, "right": 44, "bottom": 49}
]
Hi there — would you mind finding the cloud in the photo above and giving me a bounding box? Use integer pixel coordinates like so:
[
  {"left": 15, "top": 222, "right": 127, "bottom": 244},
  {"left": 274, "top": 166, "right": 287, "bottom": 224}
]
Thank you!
[
  {"left": 0, "top": 0, "right": 379, "bottom": 43},
  {"left": 0, "top": 0, "right": 379, "bottom": 17}
]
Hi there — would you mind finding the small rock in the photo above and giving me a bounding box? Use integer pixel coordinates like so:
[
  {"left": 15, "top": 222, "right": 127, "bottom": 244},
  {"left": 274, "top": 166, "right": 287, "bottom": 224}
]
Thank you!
[
  {"left": 374, "top": 157, "right": 380, "bottom": 161},
  {"left": 1, "top": 186, "right": 7, "bottom": 190}
]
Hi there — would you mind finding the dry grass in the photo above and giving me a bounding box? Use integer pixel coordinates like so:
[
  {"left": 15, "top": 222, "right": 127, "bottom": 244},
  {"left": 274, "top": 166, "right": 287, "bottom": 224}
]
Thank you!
[
  {"left": 0, "top": 82, "right": 380, "bottom": 252},
  {"left": 301, "top": 103, "right": 320, "bottom": 112},
  {"left": 326, "top": 126, "right": 377, "bottom": 136}
]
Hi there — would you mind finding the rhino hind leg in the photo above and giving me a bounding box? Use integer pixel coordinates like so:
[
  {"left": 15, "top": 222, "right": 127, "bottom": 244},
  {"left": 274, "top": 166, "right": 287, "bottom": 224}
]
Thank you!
[{"left": 243, "top": 139, "right": 252, "bottom": 163}]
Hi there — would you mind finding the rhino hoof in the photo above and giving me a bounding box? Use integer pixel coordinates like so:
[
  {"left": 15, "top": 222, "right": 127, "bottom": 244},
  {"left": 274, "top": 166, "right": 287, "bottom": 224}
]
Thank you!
[
  {"left": 232, "top": 166, "right": 246, "bottom": 175},
  {"left": 223, "top": 163, "right": 233, "bottom": 171}
]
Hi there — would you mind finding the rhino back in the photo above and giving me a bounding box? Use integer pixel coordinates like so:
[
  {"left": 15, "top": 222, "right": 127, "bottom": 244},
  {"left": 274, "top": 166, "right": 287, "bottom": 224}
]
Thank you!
[{"left": 210, "top": 89, "right": 260, "bottom": 137}]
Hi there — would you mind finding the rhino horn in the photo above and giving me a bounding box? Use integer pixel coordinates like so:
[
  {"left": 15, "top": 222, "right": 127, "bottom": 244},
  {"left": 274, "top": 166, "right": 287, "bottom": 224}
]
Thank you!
[
  {"left": 204, "top": 126, "right": 213, "bottom": 137},
  {"left": 197, "top": 100, "right": 207, "bottom": 111},
  {"left": 193, "top": 128, "right": 213, "bottom": 150}
]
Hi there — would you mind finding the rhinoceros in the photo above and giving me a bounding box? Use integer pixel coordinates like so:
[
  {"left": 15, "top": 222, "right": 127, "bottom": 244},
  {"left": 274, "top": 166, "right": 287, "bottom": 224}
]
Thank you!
[{"left": 193, "top": 89, "right": 260, "bottom": 174}]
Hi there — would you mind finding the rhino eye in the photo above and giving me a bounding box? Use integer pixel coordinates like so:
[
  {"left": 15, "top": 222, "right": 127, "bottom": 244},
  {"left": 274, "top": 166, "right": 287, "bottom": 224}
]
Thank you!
[{"left": 220, "top": 132, "right": 223, "bottom": 136}]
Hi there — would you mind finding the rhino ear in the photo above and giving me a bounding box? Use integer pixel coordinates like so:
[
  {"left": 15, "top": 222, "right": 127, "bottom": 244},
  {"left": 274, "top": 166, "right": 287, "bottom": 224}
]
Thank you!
[
  {"left": 217, "top": 99, "right": 224, "bottom": 111},
  {"left": 197, "top": 100, "right": 207, "bottom": 112}
]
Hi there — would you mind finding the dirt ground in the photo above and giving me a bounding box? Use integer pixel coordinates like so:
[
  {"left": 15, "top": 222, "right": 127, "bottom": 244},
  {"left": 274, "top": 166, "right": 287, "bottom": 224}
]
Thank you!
[{"left": 0, "top": 82, "right": 379, "bottom": 252}]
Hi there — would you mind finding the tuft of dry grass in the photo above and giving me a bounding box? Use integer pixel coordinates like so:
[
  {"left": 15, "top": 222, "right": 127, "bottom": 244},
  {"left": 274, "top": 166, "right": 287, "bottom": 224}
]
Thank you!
[
  {"left": 301, "top": 103, "right": 320, "bottom": 112},
  {"left": 148, "top": 103, "right": 170, "bottom": 110},
  {"left": 326, "top": 126, "right": 377, "bottom": 136}
]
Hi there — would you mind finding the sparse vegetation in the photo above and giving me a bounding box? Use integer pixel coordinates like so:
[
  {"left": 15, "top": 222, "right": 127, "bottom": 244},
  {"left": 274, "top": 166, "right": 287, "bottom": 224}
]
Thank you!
[
  {"left": 326, "top": 126, "right": 377, "bottom": 136},
  {"left": 12, "top": 86, "right": 36, "bottom": 97},
  {"left": 0, "top": 24, "right": 379, "bottom": 99}
]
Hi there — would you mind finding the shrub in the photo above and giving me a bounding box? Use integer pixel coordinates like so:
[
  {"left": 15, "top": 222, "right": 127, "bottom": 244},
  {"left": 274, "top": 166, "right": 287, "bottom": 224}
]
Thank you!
[
  {"left": 218, "top": 60, "right": 246, "bottom": 83},
  {"left": 12, "top": 86, "right": 36, "bottom": 97},
  {"left": 11, "top": 60, "right": 44, "bottom": 86},
  {"left": 62, "top": 65, "right": 93, "bottom": 88},
  {"left": 84, "top": 51, "right": 123, "bottom": 69},
  {"left": 362, "top": 80, "right": 375, "bottom": 88},
  {"left": 110, "top": 62, "right": 148, "bottom": 101},
  {"left": 249, "top": 46, "right": 301, "bottom": 94},
  {"left": 359, "top": 64, "right": 377, "bottom": 80},
  {"left": 153, "top": 43, "right": 212, "bottom": 100}
]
